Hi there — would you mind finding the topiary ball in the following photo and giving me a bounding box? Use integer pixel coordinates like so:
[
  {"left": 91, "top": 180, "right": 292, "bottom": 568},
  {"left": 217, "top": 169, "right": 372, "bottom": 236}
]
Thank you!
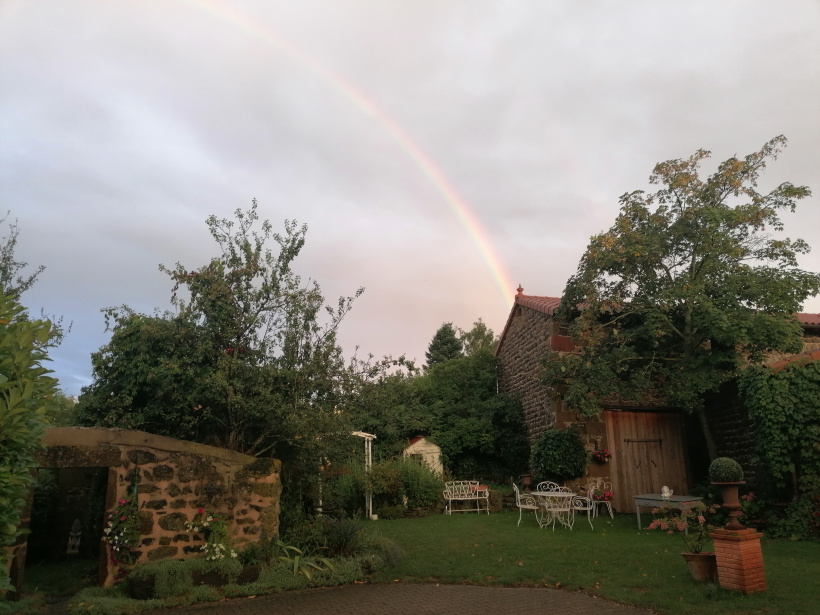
[
  {"left": 708, "top": 457, "right": 744, "bottom": 482},
  {"left": 530, "top": 429, "right": 588, "bottom": 482}
]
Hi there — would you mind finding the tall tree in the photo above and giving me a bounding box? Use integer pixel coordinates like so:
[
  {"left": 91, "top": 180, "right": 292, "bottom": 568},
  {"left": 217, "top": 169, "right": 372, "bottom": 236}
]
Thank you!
[
  {"left": 457, "top": 318, "right": 499, "bottom": 355},
  {"left": 543, "top": 136, "right": 820, "bottom": 458},
  {"left": 425, "top": 322, "right": 463, "bottom": 368},
  {"left": 76, "top": 202, "right": 360, "bottom": 458}
]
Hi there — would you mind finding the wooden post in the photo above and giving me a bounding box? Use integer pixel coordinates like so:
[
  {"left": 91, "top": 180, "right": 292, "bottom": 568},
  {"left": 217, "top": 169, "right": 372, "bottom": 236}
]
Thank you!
[{"left": 711, "top": 528, "right": 767, "bottom": 594}]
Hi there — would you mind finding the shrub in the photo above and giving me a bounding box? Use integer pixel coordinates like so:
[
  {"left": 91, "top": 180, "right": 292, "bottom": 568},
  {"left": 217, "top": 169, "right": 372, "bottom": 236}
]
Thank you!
[
  {"left": 0, "top": 295, "right": 58, "bottom": 592},
  {"left": 708, "top": 457, "right": 744, "bottom": 482},
  {"left": 530, "top": 430, "right": 587, "bottom": 482}
]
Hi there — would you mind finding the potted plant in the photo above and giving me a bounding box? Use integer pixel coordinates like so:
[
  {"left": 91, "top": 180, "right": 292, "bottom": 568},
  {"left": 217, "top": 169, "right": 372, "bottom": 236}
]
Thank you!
[
  {"left": 647, "top": 501, "right": 720, "bottom": 582},
  {"left": 708, "top": 457, "right": 746, "bottom": 530},
  {"left": 591, "top": 448, "right": 611, "bottom": 464}
]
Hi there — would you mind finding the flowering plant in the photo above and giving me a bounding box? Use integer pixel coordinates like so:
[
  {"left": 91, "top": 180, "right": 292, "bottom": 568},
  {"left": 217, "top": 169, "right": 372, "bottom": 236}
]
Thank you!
[
  {"left": 647, "top": 501, "right": 719, "bottom": 553},
  {"left": 592, "top": 489, "right": 613, "bottom": 502},
  {"left": 103, "top": 495, "right": 140, "bottom": 565},
  {"left": 186, "top": 508, "right": 237, "bottom": 560},
  {"left": 591, "top": 449, "right": 611, "bottom": 463}
]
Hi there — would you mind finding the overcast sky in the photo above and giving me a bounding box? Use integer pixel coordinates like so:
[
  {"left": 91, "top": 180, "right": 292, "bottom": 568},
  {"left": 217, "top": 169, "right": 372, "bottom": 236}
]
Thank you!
[{"left": 2, "top": 0, "right": 820, "bottom": 396}]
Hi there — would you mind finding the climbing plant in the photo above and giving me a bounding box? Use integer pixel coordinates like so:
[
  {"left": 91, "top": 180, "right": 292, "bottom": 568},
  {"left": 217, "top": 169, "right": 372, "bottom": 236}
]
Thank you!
[{"left": 739, "top": 360, "right": 820, "bottom": 538}]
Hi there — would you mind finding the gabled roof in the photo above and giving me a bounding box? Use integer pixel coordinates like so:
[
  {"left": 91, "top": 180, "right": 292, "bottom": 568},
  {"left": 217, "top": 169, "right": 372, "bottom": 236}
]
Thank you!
[{"left": 495, "top": 287, "right": 561, "bottom": 356}]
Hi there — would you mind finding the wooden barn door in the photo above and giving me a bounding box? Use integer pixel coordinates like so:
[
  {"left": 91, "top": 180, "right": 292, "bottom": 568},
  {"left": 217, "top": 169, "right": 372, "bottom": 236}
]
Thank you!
[{"left": 604, "top": 410, "right": 689, "bottom": 514}]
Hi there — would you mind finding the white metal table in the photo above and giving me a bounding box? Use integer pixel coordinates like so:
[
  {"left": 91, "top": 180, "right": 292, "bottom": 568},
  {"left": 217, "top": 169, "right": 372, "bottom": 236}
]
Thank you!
[
  {"left": 531, "top": 491, "right": 578, "bottom": 530},
  {"left": 633, "top": 494, "right": 703, "bottom": 529}
]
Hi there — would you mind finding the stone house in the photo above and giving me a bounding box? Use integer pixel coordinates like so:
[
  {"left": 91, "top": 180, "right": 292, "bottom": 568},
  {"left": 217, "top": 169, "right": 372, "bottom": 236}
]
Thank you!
[{"left": 495, "top": 287, "right": 820, "bottom": 513}]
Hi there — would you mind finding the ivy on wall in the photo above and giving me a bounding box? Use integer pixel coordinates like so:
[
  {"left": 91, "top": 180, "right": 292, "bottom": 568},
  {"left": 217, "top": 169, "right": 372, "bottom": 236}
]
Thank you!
[
  {"left": 739, "top": 360, "right": 820, "bottom": 539},
  {"left": 739, "top": 361, "right": 820, "bottom": 495}
]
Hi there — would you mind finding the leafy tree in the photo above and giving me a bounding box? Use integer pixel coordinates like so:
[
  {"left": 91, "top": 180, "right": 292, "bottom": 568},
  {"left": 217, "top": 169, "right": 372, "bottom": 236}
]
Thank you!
[
  {"left": 0, "top": 295, "right": 58, "bottom": 592},
  {"left": 544, "top": 136, "right": 820, "bottom": 458},
  {"left": 420, "top": 350, "right": 529, "bottom": 479},
  {"left": 0, "top": 213, "right": 68, "bottom": 346},
  {"left": 457, "top": 318, "right": 498, "bottom": 355},
  {"left": 0, "top": 213, "right": 44, "bottom": 300},
  {"left": 425, "top": 322, "right": 462, "bottom": 368},
  {"left": 76, "top": 202, "right": 360, "bottom": 460}
]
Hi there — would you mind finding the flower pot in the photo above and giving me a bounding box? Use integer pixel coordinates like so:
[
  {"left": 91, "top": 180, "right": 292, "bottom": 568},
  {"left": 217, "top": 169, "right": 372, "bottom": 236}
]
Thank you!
[
  {"left": 682, "top": 552, "right": 718, "bottom": 583},
  {"left": 521, "top": 474, "right": 532, "bottom": 493},
  {"left": 712, "top": 481, "right": 746, "bottom": 530}
]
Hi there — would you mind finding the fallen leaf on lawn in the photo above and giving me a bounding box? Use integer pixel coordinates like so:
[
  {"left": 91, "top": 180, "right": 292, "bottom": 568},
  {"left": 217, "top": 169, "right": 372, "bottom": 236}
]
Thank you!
[{"left": 518, "top": 561, "right": 524, "bottom": 566}]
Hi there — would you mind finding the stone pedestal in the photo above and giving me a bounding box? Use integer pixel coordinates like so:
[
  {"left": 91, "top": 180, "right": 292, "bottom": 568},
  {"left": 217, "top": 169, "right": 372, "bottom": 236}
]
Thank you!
[{"left": 711, "top": 528, "right": 767, "bottom": 594}]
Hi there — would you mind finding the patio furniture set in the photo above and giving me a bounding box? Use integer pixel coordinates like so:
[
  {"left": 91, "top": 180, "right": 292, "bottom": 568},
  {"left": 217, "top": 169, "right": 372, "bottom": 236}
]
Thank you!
[
  {"left": 445, "top": 479, "right": 702, "bottom": 531},
  {"left": 513, "top": 479, "right": 614, "bottom": 530}
]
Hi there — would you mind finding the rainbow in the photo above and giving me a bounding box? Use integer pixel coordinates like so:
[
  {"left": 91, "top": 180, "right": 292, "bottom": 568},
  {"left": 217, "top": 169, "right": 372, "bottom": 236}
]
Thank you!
[{"left": 178, "top": 0, "right": 516, "bottom": 306}]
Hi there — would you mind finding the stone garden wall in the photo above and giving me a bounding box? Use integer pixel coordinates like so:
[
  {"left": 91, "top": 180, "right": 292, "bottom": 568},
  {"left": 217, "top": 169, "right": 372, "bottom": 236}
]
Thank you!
[{"left": 37, "top": 427, "right": 281, "bottom": 587}]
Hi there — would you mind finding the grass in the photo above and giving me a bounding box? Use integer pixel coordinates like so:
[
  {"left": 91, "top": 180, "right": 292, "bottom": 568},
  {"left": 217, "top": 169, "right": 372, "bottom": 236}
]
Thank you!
[
  {"left": 368, "top": 510, "right": 820, "bottom": 615},
  {"left": 21, "top": 558, "right": 99, "bottom": 598}
]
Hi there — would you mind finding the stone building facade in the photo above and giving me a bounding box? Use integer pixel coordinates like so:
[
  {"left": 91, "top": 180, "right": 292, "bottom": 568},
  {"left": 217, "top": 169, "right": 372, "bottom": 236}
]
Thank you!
[{"left": 9, "top": 427, "right": 281, "bottom": 589}]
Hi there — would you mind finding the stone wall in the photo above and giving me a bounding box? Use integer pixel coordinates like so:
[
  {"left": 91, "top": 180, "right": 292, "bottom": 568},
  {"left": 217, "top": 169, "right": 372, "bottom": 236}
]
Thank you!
[
  {"left": 496, "top": 305, "right": 556, "bottom": 440},
  {"left": 37, "top": 427, "right": 281, "bottom": 587},
  {"left": 496, "top": 304, "right": 612, "bottom": 489}
]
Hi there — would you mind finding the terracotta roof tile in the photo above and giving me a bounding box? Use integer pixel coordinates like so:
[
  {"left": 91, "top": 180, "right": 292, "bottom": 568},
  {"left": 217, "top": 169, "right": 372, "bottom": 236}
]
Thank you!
[
  {"left": 797, "top": 313, "right": 820, "bottom": 327},
  {"left": 515, "top": 294, "right": 562, "bottom": 315}
]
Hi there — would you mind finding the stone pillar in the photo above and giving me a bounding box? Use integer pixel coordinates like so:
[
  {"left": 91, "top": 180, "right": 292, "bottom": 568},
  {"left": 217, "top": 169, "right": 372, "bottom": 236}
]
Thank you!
[{"left": 711, "top": 528, "right": 767, "bottom": 594}]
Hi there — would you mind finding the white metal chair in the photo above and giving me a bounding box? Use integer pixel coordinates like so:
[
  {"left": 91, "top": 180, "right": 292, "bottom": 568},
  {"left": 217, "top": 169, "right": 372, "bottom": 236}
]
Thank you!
[
  {"left": 535, "top": 481, "right": 560, "bottom": 492},
  {"left": 571, "top": 488, "right": 595, "bottom": 530},
  {"left": 587, "top": 479, "right": 615, "bottom": 519},
  {"left": 512, "top": 481, "right": 541, "bottom": 527}
]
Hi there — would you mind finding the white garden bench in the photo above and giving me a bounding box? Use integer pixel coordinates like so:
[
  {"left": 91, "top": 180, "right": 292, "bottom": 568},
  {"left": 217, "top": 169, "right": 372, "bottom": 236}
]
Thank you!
[{"left": 443, "top": 480, "right": 490, "bottom": 514}]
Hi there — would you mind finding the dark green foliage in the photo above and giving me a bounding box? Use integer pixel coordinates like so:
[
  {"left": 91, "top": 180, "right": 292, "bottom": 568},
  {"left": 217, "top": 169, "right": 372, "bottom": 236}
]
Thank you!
[
  {"left": 543, "top": 136, "right": 820, "bottom": 458},
  {"left": 346, "top": 350, "right": 529, "bottom": 480},
  {"left": 530, "top": 430, "right": 588, "bottom": 482},
  {"left": 0, "top": 295, "right": 58, "bottom": 592},
  {"left": 738, "top": 361, "right": 820, "bottom": 539},
  {"left": 422, "top": 351, "right": 529, "bottom": 478},
  {"left": 425, "top": 322, "right": 462, "bottom": 367},
  {"left": 74, "top": 203, "right": 362, "bottom": 530},
  {"left": 708, "top": 457, "right": 744, "bottom": 482},
  {"left": 323, "top": 458, "right": 443, "bottom": 517},
  {"left": 457, "top": 318, "right": 498, "bottom": 355}
]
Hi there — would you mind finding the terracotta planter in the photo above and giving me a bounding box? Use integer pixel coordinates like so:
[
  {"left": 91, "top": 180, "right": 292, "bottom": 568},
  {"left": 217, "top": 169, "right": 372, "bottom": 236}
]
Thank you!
[
  {"left": 682, "top": 552, "right": 718, "bottom": 583},
  {"left": 712, "top": 481, "right": 746, "bottom": 530},
  {"left": 521, "top": 474, "right": 532, "bottom": 493}
]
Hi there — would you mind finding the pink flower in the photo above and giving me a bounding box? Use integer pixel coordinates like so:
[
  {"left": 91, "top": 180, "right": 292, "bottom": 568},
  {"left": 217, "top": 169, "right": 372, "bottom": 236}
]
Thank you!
[
  {"left": 648, "top": 521, "right": 658, "bottom": 529},
  {"left": 697, "top": 515, "right": 705, "bottom": 524},
  {"left": 660, "top": 522, "right": 668, "bottom": 530},
  {"left": 121, "top": 516, "right": 126, "bottom": 521},
  {"left": 676, "top": 521, "right": 686, "bottom": 532},
  {"left": 199, "top": 508, "right": 205, "bottom": 514},
  {"left": 119, "top": 498, "right": 126, "bottom": 506},
  {"left": 667, "top": 530, "right": 674, "bottom": 535}
]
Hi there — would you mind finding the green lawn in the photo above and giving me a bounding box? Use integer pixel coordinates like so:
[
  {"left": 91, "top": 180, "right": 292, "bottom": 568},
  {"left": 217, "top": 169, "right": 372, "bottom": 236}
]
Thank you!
[{"left": 369, "top": 510, "right": 820, "bottom": 615}]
